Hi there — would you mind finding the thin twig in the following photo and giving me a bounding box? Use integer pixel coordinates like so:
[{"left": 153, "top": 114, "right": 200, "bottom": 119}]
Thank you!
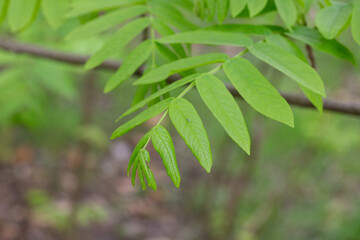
[{"left": 0, "top": 38, "right": 359, "bottom": 117}]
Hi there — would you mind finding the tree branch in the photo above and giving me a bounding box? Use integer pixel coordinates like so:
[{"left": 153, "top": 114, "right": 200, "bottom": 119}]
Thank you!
[{"left": 0, "top": 38, "right": 359, "bottom": 117}]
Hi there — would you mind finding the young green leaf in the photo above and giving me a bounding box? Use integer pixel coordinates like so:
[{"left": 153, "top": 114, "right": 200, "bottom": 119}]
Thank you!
[
  {"left": 111, "top": 97, "right": 175, "bottom": 139},
  {"left": 8, "top": 0, "right": 40, "bottom": 32},
  {"left": 248, "top": 0, "right": 268, "bottom": 17},
  {"left": 66, "top": 0, "right": 145, "bottom": 18},
  {"left": 104, "top": 40, "right": 152, "bottom": 93},
  {"left": 66, "top": 5, "right": 147, "bottom": 40},
  {"left": 152, "top": 125, "right": 181, "bottom": 188},
  {"left": 134, "top": 53, "right": 229, "bottom": 85},
  {"left": 286, "top": 26, "right": 355, "bottom": 64},
  {"left": 274, "top": 0, "right": 297, "bottom": 30},
  {"left": 299, "top": 85, "right": 323, "bottom": 113},
  {"left": 85, "top": 18, "right": 150, "bottom": 70},
  {"left": 132, "top": 85, "right": 149, "bottom": 106},
  {"left": 352, "top": 0, "right": 360, "bottom": 45},
  {"left": 196, "top": 73, "right": 251, "bottom": 154},
  {"left": 139, "top": 149, "right": 157, "bottom": 191},
  {"left": 0, "top": 0, "right": 9, "bottom": 24},
  {"left": 224, "top": 58, "right": 294, "bottom": 127},
  {"left": 157, "top": 30, "right": 252, "bottom": 47},
  {"left": 138, "top": 169, "right": 147, "bottom": 190},
  {"left": 119, "top": 74, "right": 200, "bottom": 120},
  {"left": 230, "top": 0, "right": 248, "bottom": 17},
  {"left": 131, "top": 156, "right": 139, "bottom": 186},
  {"left": 41, "top": 0, "right": 68, "bottom": 29},
  {"left": 206, "top": 0, "right": 216, "bottom": 20},
  {"left": 249, "top": 42, "right": 326, "bottom": 97},
  {"left": 169, "top": 99, "right": 212, "bottom": 173},
  {"left": 217, "top": 0, "right": 229, "bottom": 23},
  {"left": 127, "top": 130, "right": 153, "bottom": 176},
  {"left": 315, "top": 2, "right": 352, "bottom": 40}
]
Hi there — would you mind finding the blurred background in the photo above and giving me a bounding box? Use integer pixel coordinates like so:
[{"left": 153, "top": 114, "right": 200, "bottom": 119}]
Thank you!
[{"left": 0, "top": 5, "right": 360, "bottom": 240}]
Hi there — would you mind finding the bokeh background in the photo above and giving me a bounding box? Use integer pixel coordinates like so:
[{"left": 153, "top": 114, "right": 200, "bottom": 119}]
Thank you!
[{"left": 0, "top": 4, "right": 360, "bottom": 240}]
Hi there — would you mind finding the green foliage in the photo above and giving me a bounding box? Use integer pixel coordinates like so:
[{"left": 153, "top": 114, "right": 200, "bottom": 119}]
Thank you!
[{"left": 1, "top": 0, "right": 359, "bottom": 190}]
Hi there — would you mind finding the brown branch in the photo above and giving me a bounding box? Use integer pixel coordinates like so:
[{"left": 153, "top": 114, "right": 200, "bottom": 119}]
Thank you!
[{"left": 0, "top": 37, "right": 359, "bottom": 117}]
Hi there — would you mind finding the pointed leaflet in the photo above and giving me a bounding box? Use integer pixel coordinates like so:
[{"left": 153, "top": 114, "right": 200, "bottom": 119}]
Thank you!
[
  {"left": 138, "top": 149, "right": 157, "bottom": 191},
  {"left": 42, "top": 0, "right": 68, "bottom": 29},
  {"left": 8, "top": 0, "right": 39, "bottom": 32},
  {"left": 111, "top": 97, "right": 175, "bottom": 139},
  {"left": 196, "top": 74, "right": 251, "bottom": 154},
  {"left": 127, "top": 130, "right": 153, "bottom": 176},
  {"left": 85, "top": 18, "right": 150, "bottom": 70},
  {"left": 119, "top": 74, "right": 200, "bottom": 120},
  {"left": 231, "top": 0, "right": 247, "bottom": 17},
  {"left": 66, "top": 0, "right": 146, "bottom": 18},
  {"left": 217, "top": 0, "right": 229, "bottom": 23},
  {"left": 249, "top": 42, "right": 326, "bottom": 97},
  {"left": 224, "top": 58, "right": 294, "bottom": 127},
  {"left": 315, "top": 2, "right": 352, "bottom": 40},
  {"left": 169, "top": 99, "right": 212, "bottom": 173},
  {"left": 151, "top": 126, "right": 181, "bottom": 187},
  {"left": 131, "top": 157, "right": 139, "bottom": 186},
  {"left": 248, "top": 0, "right": 268, "bottom": 17},
  {"left": 158, "top": 30, "right": 252, "bottom": 47},
  {"left": 274, "top": 0, "right": 297, "bottom": 30},
  {"left": 134, "top": 53, "right": 229, "bottom": 85},
  {"left": 67, "top": 6, "right": 147, "bottom": 40},
  {"left": 286, "top": 27, "right": 355, "bottom": 64},
  {"left": 138, "top": 169, "right": 147, "bottom": 190},
  {"left": 266, "top": 34, "right": 323, "bottom": 112},
  {"left": 352, "top": 0, "right": 360, "bottom": 45},
  {"left": 104, "top": 40, "right": 153, "bottom": 93}
]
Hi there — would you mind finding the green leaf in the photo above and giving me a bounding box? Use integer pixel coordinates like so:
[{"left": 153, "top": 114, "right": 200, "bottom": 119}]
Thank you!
[
  {"left": 352, "top": 0, "right": 360, "bottom": 45},
  {"left": 230, "top": 0, "right": 248, "bottom": 17},
  {"left": 315, "top": 2, "right": 352, "bottom": 40},
  {"left": 247, "top": 0, "right": 268, "bottom": 17},
  {"left": 196, "top": 74, "right": 251, "bottom": 154},
  {"left": 169, "top": 98, "right": 212, "bottom": 173},
  {"left": 266, "top": 34, "right": 323, "bottom": 112},
  {"left": 132, "top": 85, "right": 149, "bottom": 105},
  {"left": 206, "top": 0, "right": 216, "bottom": 20},
  {"left": 134, "top": 53, "right": 229, "bottom": 85},
  {"left": 119, "top": 74, "right": 200, "bottom": 120},
  {"left": 66, "top": 5, "right": 147, "bottom": 40},
  {"left": 0, "top": 0, "right": 9, "bottom": 24},
  {"left": 274, "top": 0, "right": 297, "bottom": 30},
  {"left": 204, "top": 24, "right": 272, "bottom": 36},
  {"left": 138, "top": 149, "right": 157, "bottom": 191},
  {"left": 224, "top": 58, "right": 294, "bottom": 127},
  {"left": 85, "top": 18, "right": 150, "bottom": 70},
  {"left": 104, "top": 40, "right": 152, "bottom": 93},
  {"left": 66, "top": 0, "right": 145, "bottom": 18},
  {"left": 8, "top": 0, "right": 40, "bottom": 32},
  {"left": 127, "top": 130, "right": 153, "bottom": 176},
  {"left": 157, "top": 30, "right": 253, "bottom": 47},
  {"left": 41, "top": 0, "right": 68, "bottom": 29},
  {"left": 149, "top": 0, "right": 198, "bottom": 31},
  {"left": 131, "top": 156, "right": 139, "bottom": 186},
  {"left": 266, "top": 34, "right": 308, "bottom": 62},
  {"left": 249, "top": 42, "right": 326, "bottom": 97},
  {"left": 286, "top": 26, "right": 355, "bottom": 64},
  {"left": 111, "top": 97, "right": 175, "bottom": 139},
  {"left": 151, "top": 125, "right": 181, "bottom": 188},
  {"left": 138, "top": 169, "right": 147, "bottom": 190},
  {"left": 152, "top": 19, "right": 187, "bottom": 58},
  {"left": 217, "top": 0, "right": 229, "bottom": 23}
]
